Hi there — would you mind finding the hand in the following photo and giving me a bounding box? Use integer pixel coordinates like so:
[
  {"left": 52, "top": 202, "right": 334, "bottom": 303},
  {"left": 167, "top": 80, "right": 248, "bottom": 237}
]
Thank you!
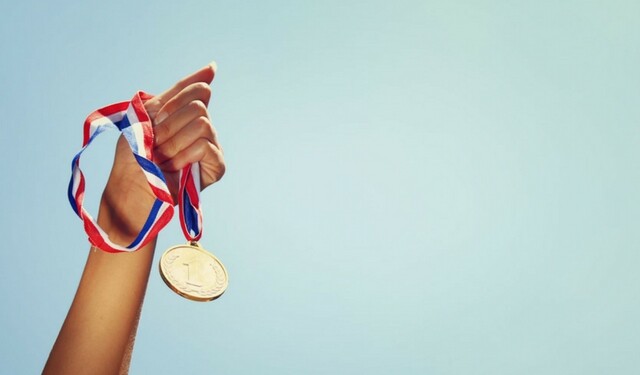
[
  {"left": 145, "top": 62, "right": 225, "bottom": 195},
  {"left": 99, "top": 63, "right": 225, "bottom": 244}
]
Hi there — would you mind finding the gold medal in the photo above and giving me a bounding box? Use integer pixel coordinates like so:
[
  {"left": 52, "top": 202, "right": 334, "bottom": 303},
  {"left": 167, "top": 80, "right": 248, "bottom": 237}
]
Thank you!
[{"left": 159, "top": 242, "right": 228, "bottom": 301}]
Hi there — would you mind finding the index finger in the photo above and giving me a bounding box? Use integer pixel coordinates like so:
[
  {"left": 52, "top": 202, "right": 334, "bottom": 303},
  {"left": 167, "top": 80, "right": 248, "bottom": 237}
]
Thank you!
[{"left": 152, "top": 61, "right": 217, "bottom": 108}]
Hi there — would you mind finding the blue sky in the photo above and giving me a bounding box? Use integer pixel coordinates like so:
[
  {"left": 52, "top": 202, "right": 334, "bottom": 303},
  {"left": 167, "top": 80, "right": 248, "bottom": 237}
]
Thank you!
[{"left": 1, "top": 0, "right": 639, "bottom": 373}]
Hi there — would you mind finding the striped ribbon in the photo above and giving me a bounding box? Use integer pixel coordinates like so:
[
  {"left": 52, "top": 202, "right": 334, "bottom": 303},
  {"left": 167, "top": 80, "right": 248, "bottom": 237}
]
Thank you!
[
  {"left": 179, "top": 162, "right": 203, "bottom": 242},
  {"left": 68, "top": 91, "right": 203, "bottom": 253}
]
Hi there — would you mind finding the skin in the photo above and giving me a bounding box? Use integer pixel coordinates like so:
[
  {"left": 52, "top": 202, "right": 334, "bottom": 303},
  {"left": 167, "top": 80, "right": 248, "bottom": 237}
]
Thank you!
[{"left": 43, "top": 63, "right": 225, "bottom": 375}]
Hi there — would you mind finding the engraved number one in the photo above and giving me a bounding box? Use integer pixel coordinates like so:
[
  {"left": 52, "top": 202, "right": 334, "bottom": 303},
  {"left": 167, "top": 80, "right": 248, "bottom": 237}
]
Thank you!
[{"left": 183, "top": 262, "right": 202, "bottom": 287}]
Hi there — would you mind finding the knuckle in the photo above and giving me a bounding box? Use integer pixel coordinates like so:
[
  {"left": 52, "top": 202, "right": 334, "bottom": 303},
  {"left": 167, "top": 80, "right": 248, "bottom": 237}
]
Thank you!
[
  {"left": 191, "top": 81, "right": 211, "bottom": 94},
  {"left": 195, "top": 116, "right": 213, "bottom": 137},
  {"left": 196, "top": 115, "right": 211, "bottom": 127},
  {"left": 144, "top": 98, "right": 160, "bottom": 113},
  {"left": 165, "top": 158, "right": 180, "bottom": 172},
  {"left": 189, "top": 100, "right": 208, "bottom": 116},
  {"left": 153, "top": 147, "right": 167, "bottom": 162},
  {"left": 154, "top": 127, "right": 166, "bottom": 144},
  {"left": 160, "top": 138, "right": 178, "bottom": 159},
  {"left": 192, "top": 82, "right": 212, "bottom": 101},
  {"left": 196, "top": 137, "right": 210, "bottom": 152}
]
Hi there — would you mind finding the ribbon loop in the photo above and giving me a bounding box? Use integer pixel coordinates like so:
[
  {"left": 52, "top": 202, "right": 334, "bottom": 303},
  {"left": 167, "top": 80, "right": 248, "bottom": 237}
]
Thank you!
[
  {"left": 68, "top": 91, "right": 205, "bottom": 252},
  {"left": 68, "top": 91, "right": 175, "bottom": 253}
]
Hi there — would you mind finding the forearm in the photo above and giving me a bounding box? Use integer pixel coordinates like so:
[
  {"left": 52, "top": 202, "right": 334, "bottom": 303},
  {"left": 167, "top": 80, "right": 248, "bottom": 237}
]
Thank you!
[
  {"left": 118, "top": 302, "right": 143, "bottom": 375},
  {"left": 45, "top": 63, "right": 221, "bottom": 374},
  {"left": 44, "top": 201, "right": 156, "bottom": 375}
]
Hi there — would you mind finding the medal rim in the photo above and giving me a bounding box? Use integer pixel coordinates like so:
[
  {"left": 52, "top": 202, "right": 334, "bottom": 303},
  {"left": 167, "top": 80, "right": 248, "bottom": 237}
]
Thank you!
[{"left": 159, "top": 242, "right": 228, "bottom": 302}]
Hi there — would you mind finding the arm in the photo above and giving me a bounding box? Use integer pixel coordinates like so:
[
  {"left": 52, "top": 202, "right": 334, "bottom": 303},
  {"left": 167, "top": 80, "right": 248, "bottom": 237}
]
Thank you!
[{"left": 44, "top": 63, "right": 224, "bottom": 375}]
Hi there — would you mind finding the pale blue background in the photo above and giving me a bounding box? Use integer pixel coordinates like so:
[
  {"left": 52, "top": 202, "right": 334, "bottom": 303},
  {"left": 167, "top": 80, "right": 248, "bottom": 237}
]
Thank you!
[{"left": 1, "top": 0, "right": 639, "bottom": 374}]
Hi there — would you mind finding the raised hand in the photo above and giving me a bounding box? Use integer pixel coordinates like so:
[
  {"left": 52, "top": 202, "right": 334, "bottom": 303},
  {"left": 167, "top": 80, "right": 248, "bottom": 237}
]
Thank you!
[
  {"left": 145, "top": 62, "right": 225, "bottom": 195},
  {"left": 44, "top": 64, "right": 226, "bottom": 375},
  {"left": 100, "top": 63, "right": 224, "bottom": 245}
]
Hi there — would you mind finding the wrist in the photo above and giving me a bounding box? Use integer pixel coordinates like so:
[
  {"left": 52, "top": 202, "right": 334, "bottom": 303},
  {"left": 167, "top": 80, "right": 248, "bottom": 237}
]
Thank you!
[
  {"left": 97, "top": 182, "right": 156, "bottom": 246},
  {"left": 97, "top": 196, "right": 138, "bottom": 247}
]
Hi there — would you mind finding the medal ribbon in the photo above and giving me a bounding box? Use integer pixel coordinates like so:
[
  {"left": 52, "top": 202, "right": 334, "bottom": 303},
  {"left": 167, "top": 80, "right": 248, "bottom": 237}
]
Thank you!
[
  {"left": 179, "top": 162, "right": 203, "bottom": 242},
  {"left": 68, "top": 91, "right": 203, "bottom": 252}
]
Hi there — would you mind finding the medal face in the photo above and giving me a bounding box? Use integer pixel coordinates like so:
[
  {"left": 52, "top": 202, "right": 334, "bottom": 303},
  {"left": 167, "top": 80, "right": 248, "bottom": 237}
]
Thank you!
[{"left": 159, "top": 242, "right": 228, "bottom": 301}]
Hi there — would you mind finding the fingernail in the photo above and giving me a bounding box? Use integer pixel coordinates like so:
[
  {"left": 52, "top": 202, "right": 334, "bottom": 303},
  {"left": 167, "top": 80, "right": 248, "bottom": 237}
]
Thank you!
[
  {"left": 156, "top": 111, "right": 167, "bottom": 124},
  {"left": 209, "top": 60, "right": 217, "bottom": 74}
]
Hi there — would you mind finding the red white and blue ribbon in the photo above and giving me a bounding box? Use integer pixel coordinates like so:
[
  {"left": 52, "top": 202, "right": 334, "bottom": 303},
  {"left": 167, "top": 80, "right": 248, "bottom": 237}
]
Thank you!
[
  {"left": 68, "top": 91, "right": 203, "bottom": 253},
  {"left": 179, "top": 162, "right": 203, "bottom": 242}
]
